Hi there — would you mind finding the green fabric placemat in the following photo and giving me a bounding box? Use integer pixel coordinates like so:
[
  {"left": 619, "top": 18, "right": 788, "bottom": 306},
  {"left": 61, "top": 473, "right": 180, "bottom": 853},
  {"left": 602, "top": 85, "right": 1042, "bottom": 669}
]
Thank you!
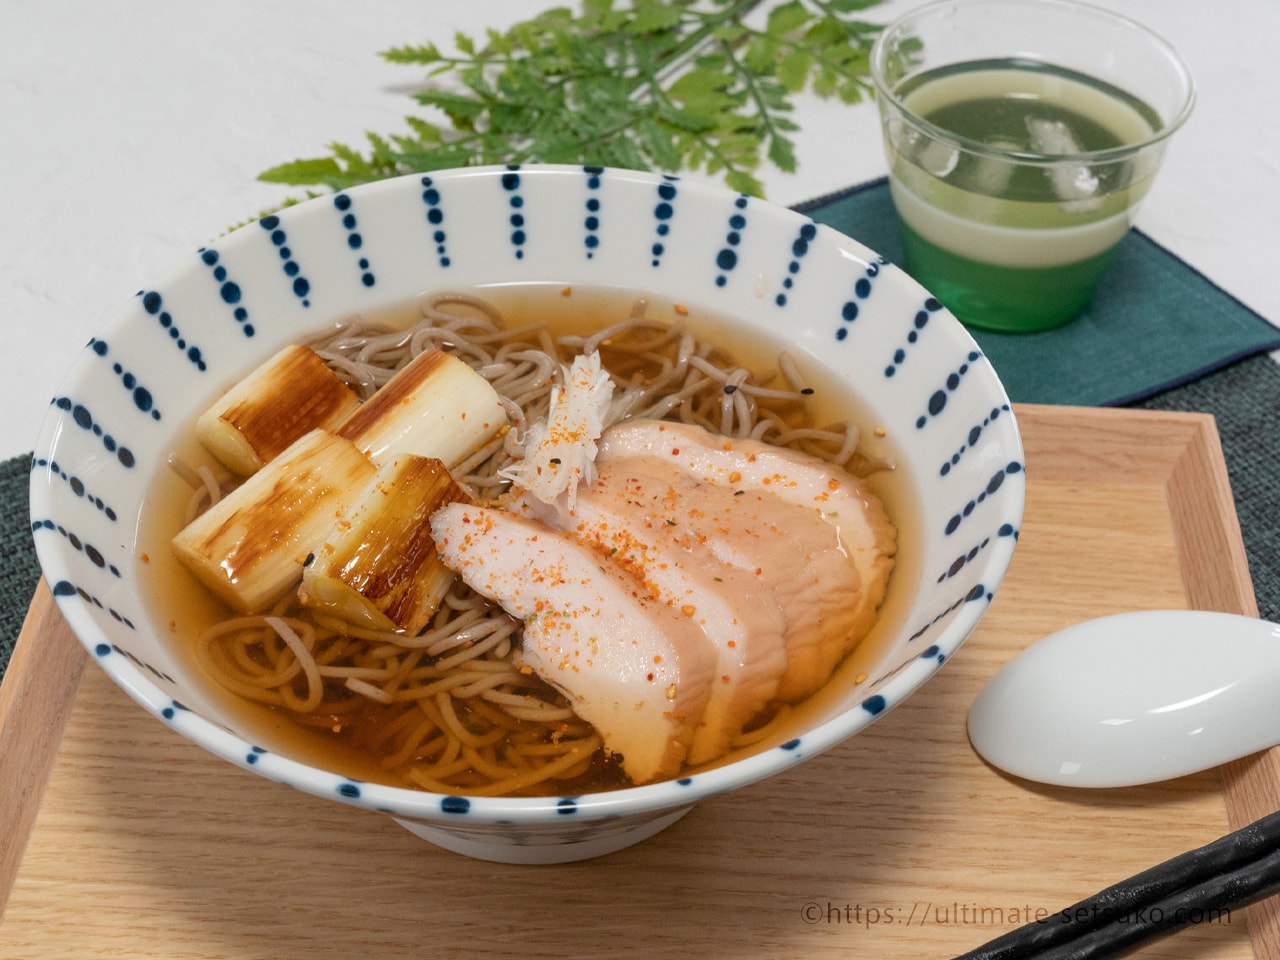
[
  {"left": 1136, "top": 353, "right": 1280, "bottom": 624},
  {"left": 0, "top": 453, "right": 40, "bottom": 682},
  {"left": 796, "top": 179, "right": 1280, "bottom": 407}
]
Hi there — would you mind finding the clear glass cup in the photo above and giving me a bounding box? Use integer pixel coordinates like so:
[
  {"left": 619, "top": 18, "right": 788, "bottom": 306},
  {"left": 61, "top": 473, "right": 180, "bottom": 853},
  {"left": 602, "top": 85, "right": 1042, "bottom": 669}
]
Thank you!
[{"left": 869, "top": 0, "right": 1195, "bottom": 332}]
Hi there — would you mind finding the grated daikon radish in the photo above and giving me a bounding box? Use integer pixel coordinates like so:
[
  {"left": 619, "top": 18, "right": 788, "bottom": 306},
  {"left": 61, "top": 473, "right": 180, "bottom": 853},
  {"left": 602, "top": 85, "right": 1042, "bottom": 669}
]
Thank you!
[{"left": 498, "top": 351, "right": 614, "bottom": 510}]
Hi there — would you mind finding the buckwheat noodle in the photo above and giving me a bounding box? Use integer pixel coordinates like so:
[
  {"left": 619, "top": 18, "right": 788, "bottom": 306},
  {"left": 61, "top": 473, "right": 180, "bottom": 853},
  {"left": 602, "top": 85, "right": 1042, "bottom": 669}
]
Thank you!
[{"left": 177, "top": 290, "right": 875, "bottom": 797}]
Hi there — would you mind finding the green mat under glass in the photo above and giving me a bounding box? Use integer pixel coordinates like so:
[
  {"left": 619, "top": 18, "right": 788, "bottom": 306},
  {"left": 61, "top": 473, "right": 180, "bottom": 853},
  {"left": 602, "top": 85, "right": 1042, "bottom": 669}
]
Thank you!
[{"left": 797, "top": 179, "right": 1280, "bottom": 407}]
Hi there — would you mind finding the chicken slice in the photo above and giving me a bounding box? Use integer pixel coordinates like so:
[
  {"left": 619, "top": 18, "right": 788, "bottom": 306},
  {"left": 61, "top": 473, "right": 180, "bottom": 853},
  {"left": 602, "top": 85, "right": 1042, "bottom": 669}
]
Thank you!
[
  {"left": 508, "top": 462, "right": 789, "bottom": 766},
  {"left": 429, "top": 502, "right": 716, "bottom": 784},
  {"left": 589, "top": 454, "right": 868, "bottom": 702},
  {"left": 598, "top": 420, "right": 897, "bottom": 688}
]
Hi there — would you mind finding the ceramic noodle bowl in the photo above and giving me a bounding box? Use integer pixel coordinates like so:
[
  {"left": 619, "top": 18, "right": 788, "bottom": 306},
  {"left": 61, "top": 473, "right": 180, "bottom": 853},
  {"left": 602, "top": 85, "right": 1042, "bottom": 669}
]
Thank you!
[{"left": 29, "top": 165, "right": 1025, "bottom": 864}]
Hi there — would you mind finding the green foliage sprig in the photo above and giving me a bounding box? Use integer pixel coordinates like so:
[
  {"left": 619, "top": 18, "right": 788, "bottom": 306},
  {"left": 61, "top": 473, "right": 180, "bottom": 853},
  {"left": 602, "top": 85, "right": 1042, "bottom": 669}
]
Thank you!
[{"left": 259, "top": 0, "right": 884, "bottom": 198}]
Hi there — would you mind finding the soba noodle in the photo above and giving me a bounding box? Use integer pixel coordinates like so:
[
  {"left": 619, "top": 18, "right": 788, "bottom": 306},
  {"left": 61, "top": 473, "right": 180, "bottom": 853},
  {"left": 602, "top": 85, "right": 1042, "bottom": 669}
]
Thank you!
[{"left": 175, "top": 289, "right": 874, "bottom": 796}]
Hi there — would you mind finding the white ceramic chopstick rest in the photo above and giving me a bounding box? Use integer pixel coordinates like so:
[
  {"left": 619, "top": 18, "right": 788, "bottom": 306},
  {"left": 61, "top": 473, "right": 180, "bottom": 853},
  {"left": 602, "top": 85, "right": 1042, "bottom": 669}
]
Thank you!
[{"left": 967, "top": 610, "right": 1280, "bottom": 787}]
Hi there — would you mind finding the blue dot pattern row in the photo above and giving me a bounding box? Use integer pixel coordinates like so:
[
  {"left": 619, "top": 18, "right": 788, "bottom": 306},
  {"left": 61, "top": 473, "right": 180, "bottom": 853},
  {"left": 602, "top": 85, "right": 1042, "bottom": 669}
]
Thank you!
[
  {"left": 907, "top": 583, "right": 990, "bottom": 644},
  {"left": 31, "top": 518, "right": 120, "bottom": 578},
  {"left": 91, "top": 631, "right": 174, "bottom": 684},
  {"left": 714, "top": 196, "right": 749, "bottom": 287},
  {"left": 52, "top": 578, "right": 135, "bottom": 630},
  {"left": 774, "top": 222, "right": 818, "bottom": 306},
  {"left": 90, "top": 339, "right": 161, "bottom": 421},
  {"left": 259, "top": 215, "right": 312, "bottom": 306},
  {"left": 835, "top": 258, "right": 889, "bottom": 341},
  {"left": 199, "top": 249, "right": 255, "bottom": 337},
  {"left": 139, "top": 290, "right": 208, "bottom": 371},
  {"left": 944, "top": 462, "right": 1024, "bottom": 535},
  {"left": 940, "top": 405, "right": 1012, "bottom": 477},
  {"left": 50, "top": 397, "right": 135, "bottom": 467},
  {"left": 882, "top": 297, "right": 944, "bottom": 371},
  {"left": 916, "top": 350, "right": 984, "bottom": 429},
  {"left": 583, "top": 166, "right": 604, "bottom": 258},
  {"left": 334, "top": 193, "right": 376, "bottom": 287},
  {"left": 31, "top": 456, "right": 119, "bottom": 521},
  {"left": 651, "top": 178, "right": 678, "bottom": 267},
  {"left": 938, "top": 522, "right": 1019, "bottom": 584},
  {"left": 420, "top": 176, "right": 450, "bottom": 267},
  {"left": 68, "top": 583, "right": 191, "bottom": 697},
  {"left": 501, "top": 168, "right": 527, "bottom": 259}
]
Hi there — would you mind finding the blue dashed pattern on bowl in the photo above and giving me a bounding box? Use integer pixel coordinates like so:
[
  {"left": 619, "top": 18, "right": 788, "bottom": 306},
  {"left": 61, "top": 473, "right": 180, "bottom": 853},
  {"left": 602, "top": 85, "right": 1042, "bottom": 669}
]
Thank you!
[{"left": 29, "top": 164, "right": 1024, "bottom": 862}]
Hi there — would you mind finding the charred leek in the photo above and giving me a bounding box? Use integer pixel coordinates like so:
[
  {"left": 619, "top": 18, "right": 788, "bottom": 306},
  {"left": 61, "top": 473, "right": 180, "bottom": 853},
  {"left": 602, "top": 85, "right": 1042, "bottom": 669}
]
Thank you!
[
  {"left": 299, "top": 454, "right": 471, "bottom": 634},
  {"left": 172, "top": 429, "right": 376, "bottom": 614},
  {"left": 337, "top": 349, "right": 508, "bottom": 467},
  {"left": 196, "top": 344, "right": 360, "bottom": 476}
]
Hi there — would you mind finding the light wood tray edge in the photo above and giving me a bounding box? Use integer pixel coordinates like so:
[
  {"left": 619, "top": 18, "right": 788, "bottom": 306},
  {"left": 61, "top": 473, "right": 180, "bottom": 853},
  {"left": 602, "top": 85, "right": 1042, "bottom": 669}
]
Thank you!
[
  {"left": 2, "top": 404, "right": 1277, "bottom": 957},
  {"left": 0, "top": 577, "right": 85, "bottom": 917},
  {"left": 1016, "top": 403, "right": 1277, "bottom": 960}
]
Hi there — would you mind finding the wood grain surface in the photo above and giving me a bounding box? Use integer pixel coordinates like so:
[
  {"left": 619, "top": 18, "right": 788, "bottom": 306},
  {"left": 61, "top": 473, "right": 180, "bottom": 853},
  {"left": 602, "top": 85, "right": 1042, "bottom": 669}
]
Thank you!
[{"left": 1, "top": 405, "right": 1275, "bottom": 959}]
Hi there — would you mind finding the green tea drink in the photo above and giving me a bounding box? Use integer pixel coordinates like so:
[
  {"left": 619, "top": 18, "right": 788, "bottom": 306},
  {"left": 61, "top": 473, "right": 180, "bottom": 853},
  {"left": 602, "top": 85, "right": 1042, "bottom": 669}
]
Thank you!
[{"left": 884, "top": 59, "right": 1165, "bottom": 331}]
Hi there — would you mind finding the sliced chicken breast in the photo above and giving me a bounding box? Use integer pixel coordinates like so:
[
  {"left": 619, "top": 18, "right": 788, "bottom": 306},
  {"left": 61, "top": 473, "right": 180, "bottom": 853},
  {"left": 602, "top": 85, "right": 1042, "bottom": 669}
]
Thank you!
[
  {"left": 429, "top": 502, "right": 716, "bottom": 784},
  {"left": 590, "top": 454, "right": 864, "bottom": 701},
  {"left": 597, "top": 419, "right": 897, "bottom": 698},
  {"left": 508, "top": 461, "right": 790, "bottom": 766}
]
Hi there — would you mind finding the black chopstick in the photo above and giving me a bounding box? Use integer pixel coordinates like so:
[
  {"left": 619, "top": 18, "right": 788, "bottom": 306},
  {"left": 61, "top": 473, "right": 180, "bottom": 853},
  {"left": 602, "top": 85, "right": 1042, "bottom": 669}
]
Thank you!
[{"left": 953, "top": 809, "right": 1280, "bottom": 960}]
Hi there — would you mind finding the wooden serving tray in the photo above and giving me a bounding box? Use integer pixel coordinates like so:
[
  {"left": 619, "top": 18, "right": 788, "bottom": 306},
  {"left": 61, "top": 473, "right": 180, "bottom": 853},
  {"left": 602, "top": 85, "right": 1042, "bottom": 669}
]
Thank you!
[{"left": 2, "top": 405, "right": 1278, "bottom": 959}]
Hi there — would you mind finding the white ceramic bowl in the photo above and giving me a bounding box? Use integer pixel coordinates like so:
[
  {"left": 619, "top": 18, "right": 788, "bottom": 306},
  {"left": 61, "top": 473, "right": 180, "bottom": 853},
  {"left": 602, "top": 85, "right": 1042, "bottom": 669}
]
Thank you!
[{"left": 30, "top": 165, "right": 1025, "bottom": 864}]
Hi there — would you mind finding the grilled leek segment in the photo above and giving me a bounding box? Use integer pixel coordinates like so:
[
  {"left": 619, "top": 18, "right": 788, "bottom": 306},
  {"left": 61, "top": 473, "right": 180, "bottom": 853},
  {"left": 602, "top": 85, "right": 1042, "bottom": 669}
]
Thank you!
[
  {"left": 172, "top": 429, "right": 376, "bottom": 614},
  {"left": 196, "top": 344, "right": 361, "bottom": 476},
  {"left": 174, "top": 346, "right": 508, "bottom": 624},
  {"left": 336, "top": 348, "right": 508, "bottom": 467},
  {"left": 298, "top": 455, "right": 472, "bottom": 634}
]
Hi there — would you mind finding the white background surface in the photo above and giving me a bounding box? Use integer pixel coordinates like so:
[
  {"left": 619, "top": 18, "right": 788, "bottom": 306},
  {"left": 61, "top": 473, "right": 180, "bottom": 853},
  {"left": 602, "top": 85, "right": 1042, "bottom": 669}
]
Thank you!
[{"left": 5, "top": 0, "right": 1278, "bottom": 463}]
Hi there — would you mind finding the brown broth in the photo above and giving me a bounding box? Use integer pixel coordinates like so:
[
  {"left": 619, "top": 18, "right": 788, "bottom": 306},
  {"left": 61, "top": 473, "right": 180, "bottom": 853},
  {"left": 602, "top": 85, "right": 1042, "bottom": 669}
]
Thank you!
[{"left": 134, "top": 284, "right": 920, "bottom": 795}]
